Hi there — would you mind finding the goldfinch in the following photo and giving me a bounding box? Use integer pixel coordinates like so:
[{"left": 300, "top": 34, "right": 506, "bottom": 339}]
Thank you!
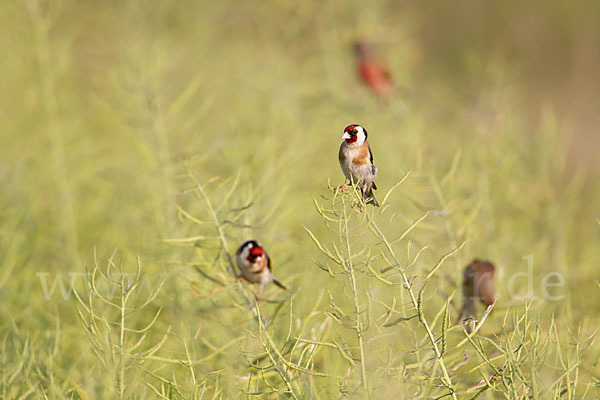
[
  {"left": 354, "top": 41, "right": 394, "bottom": 97},
  {"left": 235, "top": 240, "right": 286, "bottom": 294},
  {"left": 459, "top": 259, "right": 496, "bottom": 324},
  {"left": 339, "top": 124, "right": 379, "bottom": 206}
]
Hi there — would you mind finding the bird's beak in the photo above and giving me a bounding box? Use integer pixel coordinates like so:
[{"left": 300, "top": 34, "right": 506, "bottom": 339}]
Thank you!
[{"left": 341, "top": 132, "right": 351, "bottom": 140}]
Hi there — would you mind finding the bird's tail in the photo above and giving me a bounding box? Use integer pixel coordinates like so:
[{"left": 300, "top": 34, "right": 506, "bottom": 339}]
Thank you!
[
  {"left": 365, "top": 188, "right": 379, "bottom": 207},
  {"left": 272, "top": 277, "right": 287, "bottom": 290}
]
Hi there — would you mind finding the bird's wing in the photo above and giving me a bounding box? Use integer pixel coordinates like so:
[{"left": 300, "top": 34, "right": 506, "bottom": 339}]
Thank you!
[
  {"left": 368, "top": 144, "right": 378, "bottom": 190},
  {"left": 267, "top": 253, "right": 273, "bottom": 273}
]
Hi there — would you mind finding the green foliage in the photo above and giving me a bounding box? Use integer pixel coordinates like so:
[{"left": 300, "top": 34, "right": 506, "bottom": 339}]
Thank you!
[{"left": 1, "top": 0, "right": 599, "bottom": 399}]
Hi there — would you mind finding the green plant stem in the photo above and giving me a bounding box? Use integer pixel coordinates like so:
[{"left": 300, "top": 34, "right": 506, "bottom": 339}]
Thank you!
[
  {"left": 255, "top": 303, "right": 300, "bottom": 400},
  {"left": 190, "top": 172, "right": 235, "bottom": 276},
  {"left": 341, "top": 196, "right": 369, "bottom": 395},
  {"left": 153, "top": 95, "right": 176, "bottom": 236},
  {"left": 27, "top": 0, "right": 80, "bottom": 266},
  {"left": 369, "top": 218, "right": 458, "bottom": 399},
  {"left": 119, "top": 276, "right": 126, "bottom": 400}
]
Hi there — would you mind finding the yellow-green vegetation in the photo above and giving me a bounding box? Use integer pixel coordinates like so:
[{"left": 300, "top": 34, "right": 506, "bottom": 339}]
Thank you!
[{"left": 1, "top": 1, "right": 599, "bottom": 399}]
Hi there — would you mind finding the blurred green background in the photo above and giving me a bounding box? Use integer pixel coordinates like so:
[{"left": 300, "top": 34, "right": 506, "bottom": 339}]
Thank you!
[{"left": 1, "top": 0, "right": 599, "bottom": 398}]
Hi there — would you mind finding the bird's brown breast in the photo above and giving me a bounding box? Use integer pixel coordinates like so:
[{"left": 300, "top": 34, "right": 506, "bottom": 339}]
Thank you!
[
  {"left": 351, "top": 142, "right": 370, "bottom": 165},
  {"left": 253, "top": 257, "right": 268, "bottom": 275},
  {"left": 463, "top": 259, "right": 495, "bottom": 306}
]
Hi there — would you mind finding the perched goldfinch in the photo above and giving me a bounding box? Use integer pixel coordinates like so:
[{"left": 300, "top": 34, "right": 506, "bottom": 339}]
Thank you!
[
  {"left": 235, "top": 240, "right": 286, "bottom": 294},
  {"left": 339, "top": 124, "right": 379, "bottom": 206}
]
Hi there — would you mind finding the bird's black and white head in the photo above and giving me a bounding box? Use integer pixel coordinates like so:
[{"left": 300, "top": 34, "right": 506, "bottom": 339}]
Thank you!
[
  {"left": 238, "top": 240, "right": 265, "bottom": 264},
  {"left": 341, "top": 124, "right": 367, "bottom": 145}
]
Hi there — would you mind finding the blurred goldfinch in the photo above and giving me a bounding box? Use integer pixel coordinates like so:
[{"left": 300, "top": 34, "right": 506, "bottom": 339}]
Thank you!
[
  {"left": 459, "top": 259, "right": 496, "bottom": 324},
  {"left": 354, "top": 41, "right": 394, "bottom": 97},
  {"left": 235, "top": 240, "right": 286, "bottom": 294},
  {"left": 339, "top": 124, "right": 379, "bottom": 207}
]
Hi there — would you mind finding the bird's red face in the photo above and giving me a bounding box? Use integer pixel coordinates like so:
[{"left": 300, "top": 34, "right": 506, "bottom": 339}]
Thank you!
[
  {"left": 342, "top": 125, "right": 359, "bottom": 143},
  {"left": 247, "top": 246, "right": 264, "bottom": 262},
  {"left": 341, "top": 124, "right": 367, "bottom": 144}
]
